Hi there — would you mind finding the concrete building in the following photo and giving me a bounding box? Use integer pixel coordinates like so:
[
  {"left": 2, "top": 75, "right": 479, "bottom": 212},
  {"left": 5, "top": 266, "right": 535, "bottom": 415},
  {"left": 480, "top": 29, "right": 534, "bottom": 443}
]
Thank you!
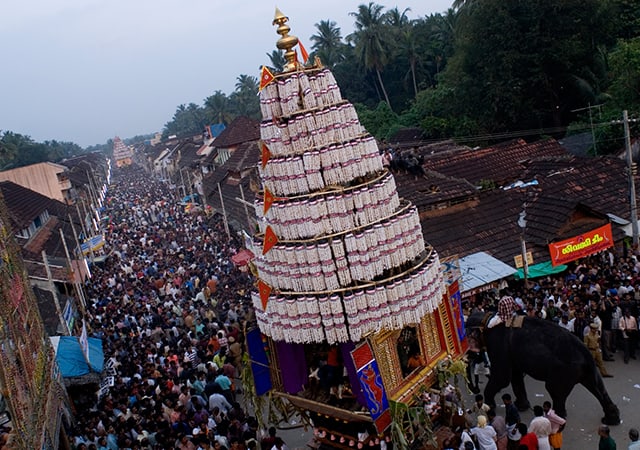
[{"left": 0, "top": 162, "right": 74, "bottom": 204}]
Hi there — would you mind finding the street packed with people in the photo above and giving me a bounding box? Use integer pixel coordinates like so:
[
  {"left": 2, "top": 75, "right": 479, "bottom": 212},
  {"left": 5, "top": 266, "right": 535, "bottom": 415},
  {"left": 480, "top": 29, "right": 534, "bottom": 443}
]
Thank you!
[
  {"left": 66, "top": 164, "right": 640, "bottom": 450},
  {"left": 69, "top": 166, "right": 273, "bottom": 450}
]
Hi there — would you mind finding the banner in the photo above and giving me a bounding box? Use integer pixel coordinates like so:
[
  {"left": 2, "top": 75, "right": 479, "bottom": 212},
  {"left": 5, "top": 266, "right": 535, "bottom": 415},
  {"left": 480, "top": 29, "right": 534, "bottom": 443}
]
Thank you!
[
  {"left": 80, "top": 234, "right": 105, "bottom": 255},
  {"left": 448, "top": 281, "right": 466, "bottom": 343},
  {"left": 246, "top": 329, "right": 272, "bottom": 396},
  {"left": 548, "top": 223, "right": 613, "bottom": 266},
  {"left": 351, "top": 342, "right": 391, "bottom": 433}
]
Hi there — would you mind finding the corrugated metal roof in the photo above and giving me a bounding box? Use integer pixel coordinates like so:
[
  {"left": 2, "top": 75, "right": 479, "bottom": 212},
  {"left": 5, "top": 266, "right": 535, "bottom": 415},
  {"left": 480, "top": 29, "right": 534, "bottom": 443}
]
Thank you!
[{"left": 459, "top": 251, "right": 516, "bottom": 292}]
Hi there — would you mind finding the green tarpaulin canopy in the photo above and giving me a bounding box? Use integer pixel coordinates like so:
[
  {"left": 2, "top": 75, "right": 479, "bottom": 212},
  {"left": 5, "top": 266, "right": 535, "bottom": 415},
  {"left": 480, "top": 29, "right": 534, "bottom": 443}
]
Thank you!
[{"left": 514, "top": 260, "right": 567, "bottom": 280}]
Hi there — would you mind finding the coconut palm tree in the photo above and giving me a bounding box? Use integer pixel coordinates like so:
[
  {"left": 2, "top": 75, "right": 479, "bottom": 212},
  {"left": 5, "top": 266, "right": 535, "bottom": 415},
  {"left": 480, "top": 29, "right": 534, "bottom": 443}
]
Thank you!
[
  {"left": 230, "top": 75, "right": 260, "bottom": 119},
  {"left": 397, "top": 28, "right": 422, "bottom": 97},
  {"left": 310, "top": 19, "right": 345, "bottom": 68},
  {"left": 266, "top": 50, "right": 286, "bottom": 72},
  {"left": 349, "top": 2, "right": 392, "bottom": 110},
  {"left": 204, "top": 90, "right": 233, "bottom": 125},
  {"left": 385, "top": 6, "right": 411, "bottom": 27},
  {"left": 235, "top": 74, "right": 259, "bottom": 93}
]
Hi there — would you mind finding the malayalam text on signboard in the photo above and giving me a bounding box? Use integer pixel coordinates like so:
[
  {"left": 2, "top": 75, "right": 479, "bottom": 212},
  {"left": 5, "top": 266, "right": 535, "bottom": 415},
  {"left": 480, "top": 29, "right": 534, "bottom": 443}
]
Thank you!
[{"left": 548, "top": 223, "right": 613, "bottom": 266}]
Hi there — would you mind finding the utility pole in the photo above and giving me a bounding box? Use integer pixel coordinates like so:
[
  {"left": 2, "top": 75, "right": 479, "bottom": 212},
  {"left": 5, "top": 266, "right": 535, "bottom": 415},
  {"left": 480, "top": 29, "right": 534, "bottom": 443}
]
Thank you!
[
  {"left": 239, "top": 184, "right": 252, "bottom": 231},
  {"left": 42, "top": 251, "right": 71, "bottom": 335},
  {"left": 218, "top": 182, "right": 231, "bottom": 240},
  {"left": 60, "top": 228, "right": 87, "bottom": 316},
  {"left": 624, "top": 110, "right": 639, "bottom": 250},
  {"left": 179, "top": 168, "right": 187, "bottom": 198}
]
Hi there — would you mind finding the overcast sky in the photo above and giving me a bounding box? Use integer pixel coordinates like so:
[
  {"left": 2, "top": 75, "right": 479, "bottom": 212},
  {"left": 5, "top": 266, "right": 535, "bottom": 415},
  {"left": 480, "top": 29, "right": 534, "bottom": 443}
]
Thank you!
[{"left": 0, "top": 1, "right": 452, "bottom": 148}]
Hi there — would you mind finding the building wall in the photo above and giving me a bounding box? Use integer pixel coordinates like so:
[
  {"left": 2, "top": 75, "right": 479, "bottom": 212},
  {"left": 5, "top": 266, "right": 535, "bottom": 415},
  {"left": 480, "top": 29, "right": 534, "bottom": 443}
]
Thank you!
[
  {"left": 0, "top": 192, "right": 70, "bottom": 449},
  {"left": 0, "top": 162, "right": 71, "bottom": 203}
]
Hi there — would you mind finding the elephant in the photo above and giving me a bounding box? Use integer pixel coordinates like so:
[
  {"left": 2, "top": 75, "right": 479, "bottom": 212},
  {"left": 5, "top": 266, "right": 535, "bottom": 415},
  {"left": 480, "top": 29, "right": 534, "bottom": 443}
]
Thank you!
[{"left": 465, "top": 312, "right": 620, "bottom": 425}]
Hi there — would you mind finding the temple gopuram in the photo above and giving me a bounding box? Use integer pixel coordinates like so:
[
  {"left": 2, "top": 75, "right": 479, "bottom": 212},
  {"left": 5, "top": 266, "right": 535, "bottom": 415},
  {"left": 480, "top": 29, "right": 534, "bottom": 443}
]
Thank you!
[{"left": 246, "top": 9, "right": 467, "bottom": 449}]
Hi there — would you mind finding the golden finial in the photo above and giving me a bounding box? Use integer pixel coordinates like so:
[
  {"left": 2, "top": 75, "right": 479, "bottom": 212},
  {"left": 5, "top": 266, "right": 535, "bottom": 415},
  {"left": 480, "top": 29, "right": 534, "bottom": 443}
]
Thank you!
[{"left": 273, "top": 7, "right": 299, "bottom": 72}]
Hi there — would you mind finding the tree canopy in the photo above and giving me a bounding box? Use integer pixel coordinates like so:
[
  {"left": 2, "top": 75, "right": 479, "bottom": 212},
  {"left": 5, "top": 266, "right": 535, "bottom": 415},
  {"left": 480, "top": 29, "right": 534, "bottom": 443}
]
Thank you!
[
  {"left": 139, "top": 1, "right": 640, "bottom": 152},
  {"left": 0, "top": 131, "right": 84, "bottom": 170},
  {"left": 5, "top": 1, "right": 640, "bottom": 160}
]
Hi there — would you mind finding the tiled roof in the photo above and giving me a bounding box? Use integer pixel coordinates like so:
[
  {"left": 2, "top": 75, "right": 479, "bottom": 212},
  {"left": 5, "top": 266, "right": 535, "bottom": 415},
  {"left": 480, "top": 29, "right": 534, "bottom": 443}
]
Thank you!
[
  {"left": 201, "top": 138, "right": 260, "bottom": 232},
  {"left": 0, "top": 181, "right": 81, "bottom": 259},
  {"left": 413, "top": 141, "right": 637, "bottom": 265},
  {"left": 177, "top": 141, "right": 202, "bottom": 169},
  {"left": 393, "top": 170, "right": 478, "bottom": 213},
  {"left": 32, "top": 286, "right": 72, "bottom": 335},
  {"left": 422, "top": 138, "right": 569, "bottom": 187},
  {"left": 225, "top": 141, "right": 260, "bottom": 173},
  {"left": 213, "top": 116, "right": 260, "bottom": 148},
  {"left": 142, "top": 143, "right": 169, "bottom": 160},
  {"left": 61, "top": 152, "right": 105, "bottom": 170},
  {"left": 202, "top": 169, "right": 229, "bottom": 202},
  {"left": 23, "top": 216, "right": 59, "bottom": 256},
  {"left": 206, "top": 174, "right": 258, "bottom": 233},
  {"left": 521, "top": 155, "right": 636, "bottom": 221},
  {"left": 67, "top": 169, "right": 90, "bottom": 186},
  {"left": 0, "top": 181, "right": 53, "bottom": 229},
  {"left": 419, "top": 188, "right": 612, "bottom": 266},
  {"left": 422, "top": 189, "right": 523, "bottom": 263}
]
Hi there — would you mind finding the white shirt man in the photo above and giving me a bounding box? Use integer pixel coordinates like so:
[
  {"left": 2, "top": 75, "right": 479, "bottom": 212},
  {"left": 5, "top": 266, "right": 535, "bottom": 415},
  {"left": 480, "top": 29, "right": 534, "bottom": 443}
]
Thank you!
[{"left": 558, "top": 315, "right": 574, "bottom": 332}]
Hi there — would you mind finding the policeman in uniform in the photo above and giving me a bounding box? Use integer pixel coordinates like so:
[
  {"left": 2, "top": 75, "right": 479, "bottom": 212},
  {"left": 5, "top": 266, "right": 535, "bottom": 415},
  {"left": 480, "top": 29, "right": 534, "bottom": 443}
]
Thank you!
[{"left": 585, "top": 322, "right": 613, "bottom": 377}]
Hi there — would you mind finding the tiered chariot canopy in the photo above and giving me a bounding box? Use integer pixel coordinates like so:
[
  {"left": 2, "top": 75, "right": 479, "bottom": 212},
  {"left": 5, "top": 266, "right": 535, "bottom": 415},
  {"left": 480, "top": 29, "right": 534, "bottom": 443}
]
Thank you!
[{"left": 251, "top": 10, "right": 444, "bottom": 345}]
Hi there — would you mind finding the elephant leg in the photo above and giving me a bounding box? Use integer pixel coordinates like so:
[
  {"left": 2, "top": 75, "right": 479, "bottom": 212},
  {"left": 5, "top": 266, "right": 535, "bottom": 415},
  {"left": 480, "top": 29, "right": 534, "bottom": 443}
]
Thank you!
[
  {"left": 484, "top": 365, "right": 510, "bottom": 409},
  {"left": 466, "top": 360, "right": 480, "bottom": 394},
  {"left": 581, "top": 368, "right": 621, "bottom": 425},
  {"left": 544, "top": 380, "right": 572, "bottom": 419},
  {"left": 511, "top": 370, "right": 530, "bottom": 411}
]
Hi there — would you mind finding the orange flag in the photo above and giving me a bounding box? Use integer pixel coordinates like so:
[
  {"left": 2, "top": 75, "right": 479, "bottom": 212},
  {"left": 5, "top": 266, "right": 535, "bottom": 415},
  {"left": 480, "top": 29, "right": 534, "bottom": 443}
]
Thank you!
[
  {"left": 259, "top": 65, "right": 275, "bottom": 91},
  {"left": 261, "top": 142, "right": 271, "bottom": 169},
  {"left": 263, "top": 225, "right": 279, "bottom": 255},
  {"left": 298, "top": 41, "right": 309, "bottom": 64},
  {"left": 264, "top": 188, "right": 276, "bottom": 214},
  {"left": 257, "top": 279, "right": 272, "bottom": 310}
]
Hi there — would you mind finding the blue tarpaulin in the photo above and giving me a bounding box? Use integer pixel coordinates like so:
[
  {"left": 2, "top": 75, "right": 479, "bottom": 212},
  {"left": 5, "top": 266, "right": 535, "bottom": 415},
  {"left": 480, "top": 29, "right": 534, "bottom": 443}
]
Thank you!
[{"left": 50, "top": 336, "right": 104, "bottom": 377}]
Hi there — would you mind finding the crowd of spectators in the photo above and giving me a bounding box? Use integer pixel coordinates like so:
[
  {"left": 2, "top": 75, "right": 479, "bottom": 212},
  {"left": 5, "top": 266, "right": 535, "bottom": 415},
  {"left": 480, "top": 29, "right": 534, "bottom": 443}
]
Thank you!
[
  {"left": 66, "top": 163, "right": 640, "bottom": 450},
  {"left": 469, "top": 250, "right": 640, "bottom": 367},
  {"left": 68, "top": 167, "right": 273, "bottom": 450}
]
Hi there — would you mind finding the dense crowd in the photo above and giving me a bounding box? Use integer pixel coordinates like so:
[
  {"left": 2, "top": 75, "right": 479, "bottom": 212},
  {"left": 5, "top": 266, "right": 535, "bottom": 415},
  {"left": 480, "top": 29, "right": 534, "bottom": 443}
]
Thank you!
[
  {"left": 66, "top": 164, "right": 640, "bottom": 450},
  {"left": 68, "top": 167, "right": 276, "bottom": 450},
  {"left": 469, "top": 251, "right": 640, "bottom": 376}
]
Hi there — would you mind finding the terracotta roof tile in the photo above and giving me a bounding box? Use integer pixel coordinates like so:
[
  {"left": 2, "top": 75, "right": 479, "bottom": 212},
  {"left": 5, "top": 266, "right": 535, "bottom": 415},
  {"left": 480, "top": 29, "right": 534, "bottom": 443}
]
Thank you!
[
  {"left": 226, "top": 141, "right": 260, "bottom": 173},
  {"left": 213, "top": 116, "right": 260, "bottom": 148},
  {"left": 176, "top": 141, "right": 202, "bottom": 169},
  {"left": 393, "top": 170, "right": 478, "bottom": 212},
  {"left": 422, "top": 138, "right": 568, "bottom": 187},
  {"left": 0, "top": 181, "right": 55, "bottom": 229}
]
